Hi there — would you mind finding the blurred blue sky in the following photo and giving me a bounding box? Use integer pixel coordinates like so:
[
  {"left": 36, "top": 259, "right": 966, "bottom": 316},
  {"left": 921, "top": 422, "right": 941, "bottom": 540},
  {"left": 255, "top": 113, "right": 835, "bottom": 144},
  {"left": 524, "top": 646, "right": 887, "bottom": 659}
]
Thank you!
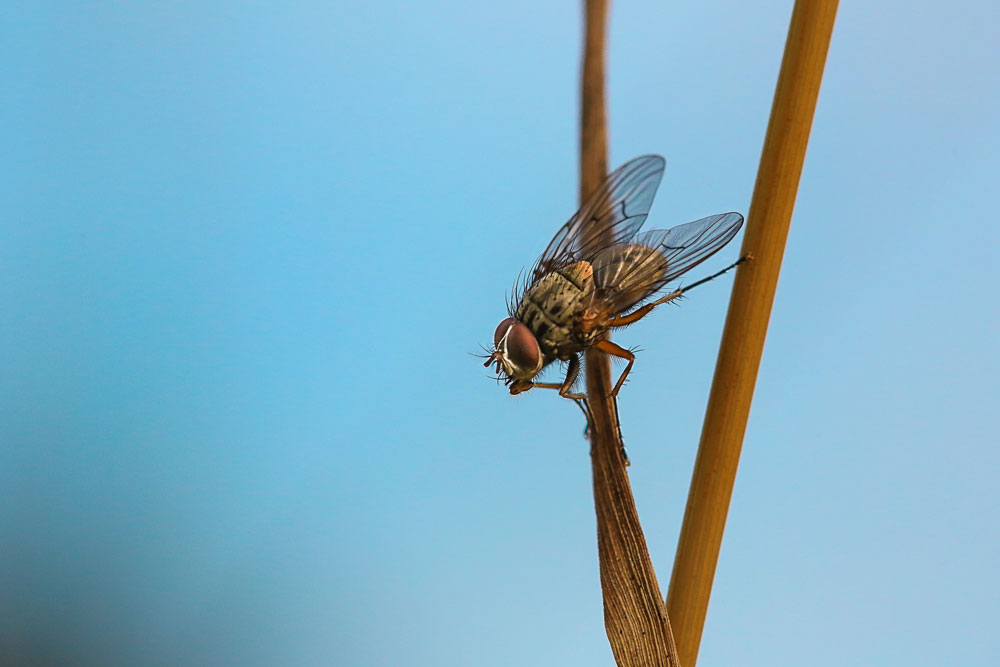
[{"left": 2, "top": 1, "right": 998, "bottom": 665}]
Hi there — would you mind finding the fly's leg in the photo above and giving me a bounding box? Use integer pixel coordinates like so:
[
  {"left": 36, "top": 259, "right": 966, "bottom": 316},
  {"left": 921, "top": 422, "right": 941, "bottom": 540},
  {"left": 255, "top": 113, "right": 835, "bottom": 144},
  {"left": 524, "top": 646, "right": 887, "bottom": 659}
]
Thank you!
[
  {"left": 605, "top": 255, "right": 752, "bottom": 330},
  {"left": 594, "top": 339, "right": 636, "bottom": 398},
  {"left": 604, "top": 285, "right": 689, "bottom": 328},
  {"left": 605, "top": 291, "right": 681, "bottom": 328},
  {"left": 561, "top": 355, "right": 593, "bottom": 438},
  {"left": 520, "top": 355, "right": 585, "bottom": 400},
  {"left": 677, "top": 254, "right": 750, "bottom": 295}
]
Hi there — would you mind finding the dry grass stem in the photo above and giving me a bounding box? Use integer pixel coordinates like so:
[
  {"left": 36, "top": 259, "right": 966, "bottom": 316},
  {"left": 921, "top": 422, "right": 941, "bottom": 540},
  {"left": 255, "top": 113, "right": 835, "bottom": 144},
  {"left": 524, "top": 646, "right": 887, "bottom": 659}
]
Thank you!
[
  {"left": 666, "top": 2, "right": 840, "bottom": 665},
  {"left": 581, "top": 1, "right": 680, "bottom": 665}
]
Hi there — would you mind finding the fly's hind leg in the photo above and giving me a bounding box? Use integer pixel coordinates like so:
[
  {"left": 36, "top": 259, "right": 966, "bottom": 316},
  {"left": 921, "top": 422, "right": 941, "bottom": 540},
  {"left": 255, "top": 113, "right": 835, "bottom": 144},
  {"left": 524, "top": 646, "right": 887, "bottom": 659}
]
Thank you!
[
  {"left": 594, "top": 339, "right": 635, "bottom": 399},
  {"left": 604, "top": 255, "right": 751, "bottom": 330},
  {"left": 604, "top": 290, "right": 683, "bottom": 329}
]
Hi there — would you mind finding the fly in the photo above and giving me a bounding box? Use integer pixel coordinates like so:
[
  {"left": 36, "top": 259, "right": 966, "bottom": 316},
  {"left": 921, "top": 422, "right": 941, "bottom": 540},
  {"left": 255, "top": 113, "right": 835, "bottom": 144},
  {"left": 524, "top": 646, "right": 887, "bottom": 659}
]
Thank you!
[{"left": 484, "top": 155, "right": 746, "bottom": 419}]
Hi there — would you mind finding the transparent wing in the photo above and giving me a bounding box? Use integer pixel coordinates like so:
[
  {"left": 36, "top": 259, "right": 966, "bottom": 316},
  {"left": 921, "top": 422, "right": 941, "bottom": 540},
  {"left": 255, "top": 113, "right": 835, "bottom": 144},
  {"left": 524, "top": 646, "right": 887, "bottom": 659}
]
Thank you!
[
  {"left": 590, "top": 212, "right": 744, "bottom": 316},
  {"left": 529, "top": 155, "right": 666, "bottom": 285}
]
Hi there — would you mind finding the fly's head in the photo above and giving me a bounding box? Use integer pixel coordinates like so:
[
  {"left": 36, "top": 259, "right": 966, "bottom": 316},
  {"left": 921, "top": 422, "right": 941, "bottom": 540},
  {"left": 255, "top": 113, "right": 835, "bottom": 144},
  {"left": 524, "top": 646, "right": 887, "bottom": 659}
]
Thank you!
[{"left": 484, "top": 317, "right": 543, "bottom": 390}]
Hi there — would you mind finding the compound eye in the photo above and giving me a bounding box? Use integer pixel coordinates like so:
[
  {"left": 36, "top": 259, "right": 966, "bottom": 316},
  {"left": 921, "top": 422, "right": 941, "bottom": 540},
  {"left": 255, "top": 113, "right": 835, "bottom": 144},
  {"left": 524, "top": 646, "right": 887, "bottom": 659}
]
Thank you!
[
  {"left": 494, "top": 318, "right": 517, "bottom": 348},
  {"left": 505, "top": 322, "right": 540, "bottom": 372}
]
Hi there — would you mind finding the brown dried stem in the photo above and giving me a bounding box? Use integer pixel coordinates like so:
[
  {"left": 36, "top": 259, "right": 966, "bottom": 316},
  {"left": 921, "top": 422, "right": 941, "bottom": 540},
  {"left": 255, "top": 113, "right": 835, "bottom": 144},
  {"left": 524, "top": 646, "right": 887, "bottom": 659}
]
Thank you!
[
  {"left": 581, "top": 1, "right": 680, "bottom": 665},
  {"left": 665, "top": 2, "right": 840, "bottom": 666}
]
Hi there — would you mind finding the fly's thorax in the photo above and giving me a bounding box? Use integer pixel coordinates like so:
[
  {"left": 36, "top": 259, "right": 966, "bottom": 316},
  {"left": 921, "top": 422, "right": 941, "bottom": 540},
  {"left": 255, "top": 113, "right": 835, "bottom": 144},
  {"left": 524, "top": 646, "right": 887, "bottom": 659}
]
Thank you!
[{"left": 516, "top": 261, "right": 595, "bottom": 357}]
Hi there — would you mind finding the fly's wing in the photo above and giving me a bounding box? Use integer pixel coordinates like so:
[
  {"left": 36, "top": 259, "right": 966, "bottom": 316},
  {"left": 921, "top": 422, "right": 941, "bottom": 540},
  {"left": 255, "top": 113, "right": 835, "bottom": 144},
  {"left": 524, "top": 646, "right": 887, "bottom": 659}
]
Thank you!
[
  {"left": 590, "top": 212, "right": 744, "bottom": 317},
  {"left": 529, "top": 155, "right": 665, "bottom": 285}
]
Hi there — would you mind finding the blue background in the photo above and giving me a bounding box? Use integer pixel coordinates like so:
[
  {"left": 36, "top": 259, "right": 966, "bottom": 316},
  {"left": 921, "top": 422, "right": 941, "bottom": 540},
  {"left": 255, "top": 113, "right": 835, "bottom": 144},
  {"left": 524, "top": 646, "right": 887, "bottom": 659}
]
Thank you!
[{"left": 3, "top": 1, "right": 998, "bottom": 665}]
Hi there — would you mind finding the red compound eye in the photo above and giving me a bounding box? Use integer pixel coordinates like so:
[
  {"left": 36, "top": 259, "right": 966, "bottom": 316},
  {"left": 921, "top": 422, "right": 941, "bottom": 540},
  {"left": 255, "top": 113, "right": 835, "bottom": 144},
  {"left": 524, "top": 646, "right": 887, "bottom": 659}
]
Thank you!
[{"left": 504, "top": 321, "right": 540, "bottom": 372}]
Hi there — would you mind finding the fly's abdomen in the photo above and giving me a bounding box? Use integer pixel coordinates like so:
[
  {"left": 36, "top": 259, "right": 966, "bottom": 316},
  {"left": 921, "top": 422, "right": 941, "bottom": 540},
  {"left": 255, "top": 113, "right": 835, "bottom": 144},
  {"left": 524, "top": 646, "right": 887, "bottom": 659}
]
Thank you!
[{"left": 516, "top": 262, "right": 595, "bottom": 357}]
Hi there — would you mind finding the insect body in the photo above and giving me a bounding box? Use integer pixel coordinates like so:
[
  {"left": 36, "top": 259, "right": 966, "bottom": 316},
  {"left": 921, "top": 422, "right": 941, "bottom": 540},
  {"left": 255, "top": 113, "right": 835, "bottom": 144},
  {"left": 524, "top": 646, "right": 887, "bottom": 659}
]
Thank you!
[{"left": 485, "top": 154, "right": 744, "bottom": 406}]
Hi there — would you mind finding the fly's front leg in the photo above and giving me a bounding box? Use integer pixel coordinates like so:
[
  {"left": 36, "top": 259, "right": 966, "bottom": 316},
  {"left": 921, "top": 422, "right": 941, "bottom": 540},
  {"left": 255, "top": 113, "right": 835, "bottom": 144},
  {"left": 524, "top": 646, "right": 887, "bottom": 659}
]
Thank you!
[
  {"left": 510, "top": 355, "right": 584, "bottom": 399},
  {"left": 556, "top": 354, "right": 586, "bottom": 402},
  {"left": 556, "top": 355, "right": 592, "bottom": 436},
  {"left": 594, "top": 339, "right": 635, "bottom": 398}
]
